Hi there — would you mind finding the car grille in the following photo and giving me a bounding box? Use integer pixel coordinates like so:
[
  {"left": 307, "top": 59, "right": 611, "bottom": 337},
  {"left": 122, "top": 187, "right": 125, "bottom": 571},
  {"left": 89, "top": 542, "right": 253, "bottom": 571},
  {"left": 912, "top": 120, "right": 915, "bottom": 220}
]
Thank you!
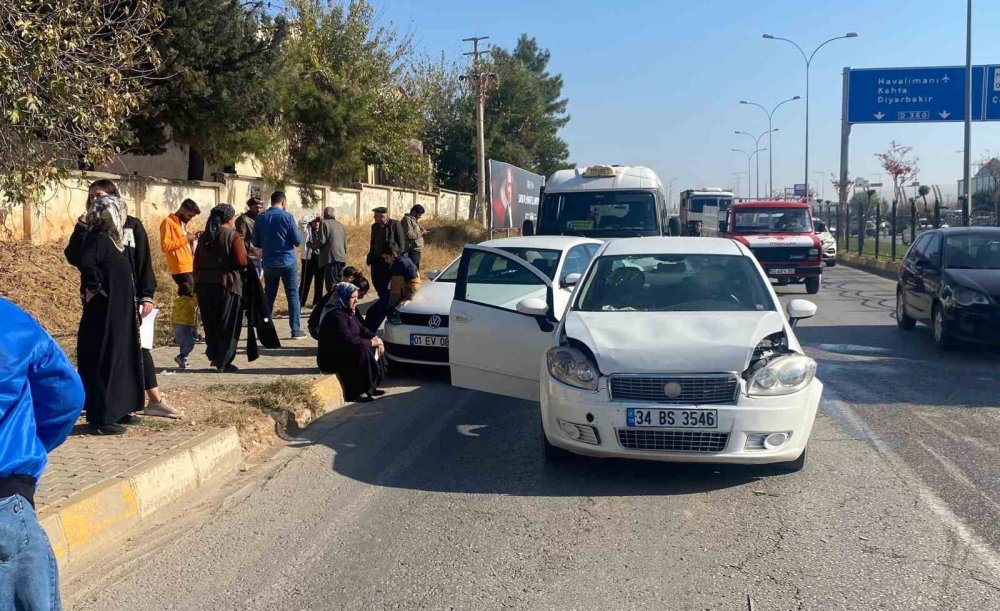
[
  {"left": 749, "top": 247, "right": 813, "bottom": 263},
  {"left": 609, "top": 374, "right": 738, "bottom": 404},
  {"left": 616, "top": 430, "right": 730, "bottom": 453},
  {"left": 385, "top": 343, "right": 449, "bottom": 363},
  {"left": 398, "top": 313, "right": 449, "bottom": 328}
]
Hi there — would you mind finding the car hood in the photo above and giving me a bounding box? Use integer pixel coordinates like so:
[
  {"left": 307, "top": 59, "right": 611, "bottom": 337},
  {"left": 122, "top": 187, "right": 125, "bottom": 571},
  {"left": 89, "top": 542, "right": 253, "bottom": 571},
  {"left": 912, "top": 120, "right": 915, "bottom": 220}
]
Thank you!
[
  {"left": 396, "top": 281, "right": 455, "bottom": 315},
  {"left": 947, "top": 269, "right": 1000, "bottom": 297},
  {"left": 564, "top": 310, "right": 787, "bottom": 375}
]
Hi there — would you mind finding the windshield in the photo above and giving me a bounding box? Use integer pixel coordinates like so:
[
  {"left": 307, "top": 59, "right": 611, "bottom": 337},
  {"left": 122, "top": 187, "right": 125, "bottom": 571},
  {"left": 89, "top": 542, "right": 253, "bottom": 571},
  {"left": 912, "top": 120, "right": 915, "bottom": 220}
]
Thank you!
[
  {"left": 734, "top": 208, "right": 812, "bottom": 233},
  {"left": 944, "top": 234, "right": 1000, "bottom": 270},
  {"left": 576, "top": 254, "right": 774, "bottom": 312},
  {"left": 539, "top": 190, "right": 659, "bottom": 236},
  {"left": 689, "top": 196, "right": 732, "bottom": 214},
  {"left": 435, "top": 248, "right": 561, "bottom": 281}
]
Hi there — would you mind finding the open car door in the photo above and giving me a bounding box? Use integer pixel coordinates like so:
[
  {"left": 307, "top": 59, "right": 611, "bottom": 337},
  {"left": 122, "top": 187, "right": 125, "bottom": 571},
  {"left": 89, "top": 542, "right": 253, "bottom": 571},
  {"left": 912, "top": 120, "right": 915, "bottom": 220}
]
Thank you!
[{"left": 449, "top": 245, "right": 557, "bottom": 402}]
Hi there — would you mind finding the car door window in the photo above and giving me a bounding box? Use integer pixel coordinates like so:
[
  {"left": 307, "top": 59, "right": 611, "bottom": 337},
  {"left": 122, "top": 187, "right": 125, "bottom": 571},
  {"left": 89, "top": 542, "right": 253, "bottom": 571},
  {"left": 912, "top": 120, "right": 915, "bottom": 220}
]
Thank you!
[
  {"left": 461, "top": 251, "right": 547, "bottom": 312},
  {"left": 907, "top": 234, "right": 930, "bottom": 263},
  {"left": 923, "top": 234, "right": 942, "bottom": 268},
  {"left": 561, "top": 245, "right": 594, "bottom": 281}
]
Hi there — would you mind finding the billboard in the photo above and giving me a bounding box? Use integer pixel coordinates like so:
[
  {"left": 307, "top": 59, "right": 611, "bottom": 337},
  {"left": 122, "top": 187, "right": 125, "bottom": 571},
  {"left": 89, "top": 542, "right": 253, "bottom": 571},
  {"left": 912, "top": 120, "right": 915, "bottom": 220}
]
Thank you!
[{"left": 488, "top": 160, "right": 543, "bottom": 230}]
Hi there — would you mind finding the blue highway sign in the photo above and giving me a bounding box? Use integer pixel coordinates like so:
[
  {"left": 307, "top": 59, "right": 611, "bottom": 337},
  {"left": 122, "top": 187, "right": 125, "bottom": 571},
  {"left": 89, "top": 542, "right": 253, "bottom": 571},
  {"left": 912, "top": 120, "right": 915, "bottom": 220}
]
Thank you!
[
  {"left": 987, "top": 65, "right": 1000, "bottom": 121},
  {"left": 847, "top": 66, "right": 988, "bottom": 124}
]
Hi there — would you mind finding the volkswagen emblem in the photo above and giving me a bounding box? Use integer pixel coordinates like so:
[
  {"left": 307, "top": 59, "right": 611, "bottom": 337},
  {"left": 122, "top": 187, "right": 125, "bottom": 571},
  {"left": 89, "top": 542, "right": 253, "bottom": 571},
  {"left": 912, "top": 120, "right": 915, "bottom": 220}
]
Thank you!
[
  {"left": 428, "top": 315, "right": 442, "bottom": 329},
  {"left": 663, "top": 382, "right": 683, "bottom": 399}
]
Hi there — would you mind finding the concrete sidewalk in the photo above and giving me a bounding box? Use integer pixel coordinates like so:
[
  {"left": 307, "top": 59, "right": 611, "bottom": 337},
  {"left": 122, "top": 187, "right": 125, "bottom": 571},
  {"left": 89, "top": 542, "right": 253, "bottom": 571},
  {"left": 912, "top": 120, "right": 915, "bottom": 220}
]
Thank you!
[{"left": 38, "top": 314, "right": 344, "bottom": 571}]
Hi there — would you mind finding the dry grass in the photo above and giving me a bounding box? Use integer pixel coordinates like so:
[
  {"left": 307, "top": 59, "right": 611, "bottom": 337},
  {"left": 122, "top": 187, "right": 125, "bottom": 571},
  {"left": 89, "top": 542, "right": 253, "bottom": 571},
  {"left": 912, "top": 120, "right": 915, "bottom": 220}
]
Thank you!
[{"left": 204, "top": 378, "right": 322, "bottom": 448}]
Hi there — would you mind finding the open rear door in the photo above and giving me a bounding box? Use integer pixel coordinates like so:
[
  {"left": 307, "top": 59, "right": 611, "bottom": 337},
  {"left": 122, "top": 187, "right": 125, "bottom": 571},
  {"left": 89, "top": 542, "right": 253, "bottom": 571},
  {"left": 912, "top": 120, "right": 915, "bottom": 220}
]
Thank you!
[{"left": 449, "top": 245, "right": 557, "bottom": 402}]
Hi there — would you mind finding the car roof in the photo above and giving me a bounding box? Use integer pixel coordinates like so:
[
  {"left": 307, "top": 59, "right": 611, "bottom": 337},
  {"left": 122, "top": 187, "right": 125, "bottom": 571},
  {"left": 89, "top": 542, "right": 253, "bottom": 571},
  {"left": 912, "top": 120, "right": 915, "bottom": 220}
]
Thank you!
[
  {"left": 600, "top": 237, "right": 745, "bottom": 257},
  {"left": 932, "top": 226, "right": 1000, "bottom": 237},
  {"left": 731, "top": 200, "right": 810, "bottom": 209},
  {"left": 480, "top": 235, "right": 603, "bottom": 249},
  {"left": 544, "top": 166, "right": 663, "bottom": 193}
]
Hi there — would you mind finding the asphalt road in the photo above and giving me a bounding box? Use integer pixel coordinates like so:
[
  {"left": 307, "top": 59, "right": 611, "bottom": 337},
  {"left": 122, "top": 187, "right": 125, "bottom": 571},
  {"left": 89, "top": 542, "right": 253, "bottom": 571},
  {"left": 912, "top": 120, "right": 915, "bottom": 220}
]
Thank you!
[{"left": 66, "top": 265, "right": 1000, "bottom": 610}]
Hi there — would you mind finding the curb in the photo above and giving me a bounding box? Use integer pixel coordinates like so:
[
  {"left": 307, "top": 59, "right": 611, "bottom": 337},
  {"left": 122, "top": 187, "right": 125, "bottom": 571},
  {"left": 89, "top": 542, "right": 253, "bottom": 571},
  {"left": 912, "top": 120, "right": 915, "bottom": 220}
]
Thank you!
[
  {"left": 836, "top": 253, "right": 900, "bottom": 280},
  {"left": 39, "top": 427, "right": 242, "bottom": 570},
  {"left": 38, "top": 374, "right": 346, "bottom": 571}
]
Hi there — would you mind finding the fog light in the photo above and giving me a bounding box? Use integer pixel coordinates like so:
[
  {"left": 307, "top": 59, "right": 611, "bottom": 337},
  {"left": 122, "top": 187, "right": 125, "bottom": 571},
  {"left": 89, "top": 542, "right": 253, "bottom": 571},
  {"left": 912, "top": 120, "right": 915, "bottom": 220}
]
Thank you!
[
  {"left": 764, "top": 432, "right": 790, "bottom": 449},
  {"left": 556, "top": 420, "right": 600, "bottom": 445},
  {"left": 559, "top": 420, "right": 582, "bottom": 440}
]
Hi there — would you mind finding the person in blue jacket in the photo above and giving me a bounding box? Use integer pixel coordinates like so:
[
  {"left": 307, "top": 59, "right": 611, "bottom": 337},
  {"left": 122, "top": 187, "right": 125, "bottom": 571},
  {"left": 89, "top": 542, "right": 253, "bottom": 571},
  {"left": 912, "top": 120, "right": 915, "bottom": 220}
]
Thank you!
[{"left": 0, "top": 297, "right": 85, "bottom": 609}]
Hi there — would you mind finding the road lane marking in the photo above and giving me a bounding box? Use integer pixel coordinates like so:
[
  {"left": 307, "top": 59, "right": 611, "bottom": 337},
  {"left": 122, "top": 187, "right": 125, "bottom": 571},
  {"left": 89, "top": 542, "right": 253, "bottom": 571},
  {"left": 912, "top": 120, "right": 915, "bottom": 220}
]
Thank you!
[{"left": 822, "top": 391, "right": 1000, "bottom": 578}]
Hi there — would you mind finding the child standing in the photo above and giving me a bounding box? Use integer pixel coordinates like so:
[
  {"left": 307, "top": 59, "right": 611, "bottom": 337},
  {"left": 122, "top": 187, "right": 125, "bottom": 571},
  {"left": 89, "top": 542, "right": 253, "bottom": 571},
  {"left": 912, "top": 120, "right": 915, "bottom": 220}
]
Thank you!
[{"left": 172, "top": 294, "right": 197, "bottom": 369}]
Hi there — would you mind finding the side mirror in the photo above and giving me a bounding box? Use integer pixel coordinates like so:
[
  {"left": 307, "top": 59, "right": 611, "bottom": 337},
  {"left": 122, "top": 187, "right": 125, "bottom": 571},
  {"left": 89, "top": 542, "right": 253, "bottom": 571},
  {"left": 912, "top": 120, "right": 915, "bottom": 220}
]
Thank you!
[
  {"left": 425, "top": 269, "right": 442, "bottom": 280},
  {"left": 516, "top": 297, "right": 549, "bottom": 317},
  {"left": 786, "top": 299, "right": 817, "bottom": 327},
  {"left": 562, "top": 273, "right": 581, "bottom": 287}
]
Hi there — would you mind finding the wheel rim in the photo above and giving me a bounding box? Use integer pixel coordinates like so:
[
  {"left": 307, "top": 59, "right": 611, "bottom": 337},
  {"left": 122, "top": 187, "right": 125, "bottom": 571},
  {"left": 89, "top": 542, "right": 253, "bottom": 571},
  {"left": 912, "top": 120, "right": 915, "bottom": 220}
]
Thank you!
[{"left": 934, "top": 309, "right": 943, "bottom": 342}]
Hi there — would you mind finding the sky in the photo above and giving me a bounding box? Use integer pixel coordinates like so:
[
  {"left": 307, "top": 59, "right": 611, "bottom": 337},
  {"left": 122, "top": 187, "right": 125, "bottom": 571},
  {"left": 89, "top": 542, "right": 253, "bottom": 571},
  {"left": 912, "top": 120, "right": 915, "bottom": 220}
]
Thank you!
[{"left": 373, "top": 0, "right": 1000, "bottom": 201}]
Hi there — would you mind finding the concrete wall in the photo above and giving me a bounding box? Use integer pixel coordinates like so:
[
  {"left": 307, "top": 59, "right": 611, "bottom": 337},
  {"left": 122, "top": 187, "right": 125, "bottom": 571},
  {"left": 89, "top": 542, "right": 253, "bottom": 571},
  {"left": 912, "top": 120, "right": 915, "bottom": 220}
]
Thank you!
[{"left": 5, "top": 171, "right": 474, "bottom": 243}]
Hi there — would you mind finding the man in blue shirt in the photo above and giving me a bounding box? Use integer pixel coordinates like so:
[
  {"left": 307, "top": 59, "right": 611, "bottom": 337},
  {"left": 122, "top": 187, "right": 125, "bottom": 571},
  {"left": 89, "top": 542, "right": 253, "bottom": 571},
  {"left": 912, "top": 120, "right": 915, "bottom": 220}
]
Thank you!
[
  {"left": 0, "top": 297, "right": 85, "bottom": 609},
  {"left": 252, "top": 191, "right": 306, "bottom": 339}
]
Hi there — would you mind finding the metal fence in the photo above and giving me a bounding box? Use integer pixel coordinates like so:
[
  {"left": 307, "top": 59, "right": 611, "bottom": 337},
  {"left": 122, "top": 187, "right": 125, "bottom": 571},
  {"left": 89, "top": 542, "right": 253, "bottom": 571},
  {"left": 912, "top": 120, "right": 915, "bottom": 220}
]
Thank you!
[{"left": 812, "top": 186, "right": 1000, "bottom": 262}]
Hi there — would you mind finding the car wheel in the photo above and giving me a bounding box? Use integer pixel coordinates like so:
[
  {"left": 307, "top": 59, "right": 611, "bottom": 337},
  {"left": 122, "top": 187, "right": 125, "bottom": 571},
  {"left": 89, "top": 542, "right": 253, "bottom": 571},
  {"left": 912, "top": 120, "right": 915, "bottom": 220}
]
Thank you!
[
  {"left": 896, "top": 290, "right": 916, "bottom": 330},
  {"left": 932, "top": 304, "right": 957, "bottom": 350},
  {"left": 805, "top": 277, "right": 821, "bottom": 294},
  {"left": 542, "top": 425, "right": 572, "bottom": 462},
  {"left": 772, "top": 448, "right": 806, "bottom": 473}
]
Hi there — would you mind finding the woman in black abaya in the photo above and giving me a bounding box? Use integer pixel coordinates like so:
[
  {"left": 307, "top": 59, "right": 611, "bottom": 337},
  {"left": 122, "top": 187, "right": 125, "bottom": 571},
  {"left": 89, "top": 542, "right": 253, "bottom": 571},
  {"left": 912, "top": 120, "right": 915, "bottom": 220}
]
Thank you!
[
  {"left": 76, "top": 195, "right": 145, "bottom": 435},
  {"left": 316, "top": 282, "right": 386, "bottom": 402}
]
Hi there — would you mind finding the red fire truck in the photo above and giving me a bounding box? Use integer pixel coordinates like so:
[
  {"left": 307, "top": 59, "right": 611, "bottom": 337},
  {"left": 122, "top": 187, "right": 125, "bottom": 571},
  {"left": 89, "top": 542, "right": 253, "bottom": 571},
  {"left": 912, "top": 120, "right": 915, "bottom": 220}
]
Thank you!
[{"left": 721, "top": 200, "right": 823, "bottom": 294}]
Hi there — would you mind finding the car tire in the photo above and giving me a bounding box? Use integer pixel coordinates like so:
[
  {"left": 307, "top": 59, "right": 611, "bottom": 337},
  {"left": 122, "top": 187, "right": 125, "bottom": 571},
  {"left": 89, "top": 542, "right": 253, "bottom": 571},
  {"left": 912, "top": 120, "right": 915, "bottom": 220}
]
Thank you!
[
  {"left": 932, "top": 304, "right": 957, "bottom": 350},
  {"left": 896, "top": 290, "right": 916, "bottom": 330},
  {"left": 805, "top": 276, "right": 821, "bottom": 294},
  {"left": 542, "top": 426, "right": 572, "bottom": 462},
  {"left": 825, "top": 259, "right": 837, "bottom": 267},
  {"left": 772, "top": 447, "right": 806, "bottom": 473}
]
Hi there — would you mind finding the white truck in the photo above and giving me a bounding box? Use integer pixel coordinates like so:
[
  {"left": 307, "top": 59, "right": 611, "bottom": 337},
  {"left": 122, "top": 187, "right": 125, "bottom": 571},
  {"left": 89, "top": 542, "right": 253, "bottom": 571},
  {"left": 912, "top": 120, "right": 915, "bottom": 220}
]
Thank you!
[
  {"left": 679, "top": 188, "right": 735, "bottom": 236},
  {"left": 525, "top": 165, "right": 681, "bottom": 238}
]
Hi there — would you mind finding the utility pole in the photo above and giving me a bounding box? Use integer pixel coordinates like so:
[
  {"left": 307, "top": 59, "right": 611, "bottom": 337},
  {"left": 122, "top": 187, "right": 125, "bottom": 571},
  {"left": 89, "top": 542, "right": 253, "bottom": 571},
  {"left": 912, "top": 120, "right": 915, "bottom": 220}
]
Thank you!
[
  {"left": 962, "top": 0, "right": 973, "bottom": 226},
  {"left": 462, "top": 36, "right": 495, "bottom": 227}
]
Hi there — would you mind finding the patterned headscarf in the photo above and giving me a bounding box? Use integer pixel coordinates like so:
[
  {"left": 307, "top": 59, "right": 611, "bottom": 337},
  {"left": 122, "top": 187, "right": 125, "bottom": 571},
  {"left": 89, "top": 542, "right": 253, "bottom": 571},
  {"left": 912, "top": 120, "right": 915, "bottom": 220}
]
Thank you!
[
  {"left": 87, "top": 195, "right": 128, "bottom": 252},
  {"left": 333, "top": 282, "right": 358, "bottom": 310},
  {"left": 204, "top": 203, "right": 236, "bottom": 246}
]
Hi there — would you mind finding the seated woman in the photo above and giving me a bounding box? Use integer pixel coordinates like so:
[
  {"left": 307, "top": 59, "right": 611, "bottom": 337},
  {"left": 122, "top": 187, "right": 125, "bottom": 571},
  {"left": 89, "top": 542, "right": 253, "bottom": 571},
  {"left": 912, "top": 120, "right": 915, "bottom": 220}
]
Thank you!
[{"left": 316, "top": 283, "right": 386, "bottom": 402}]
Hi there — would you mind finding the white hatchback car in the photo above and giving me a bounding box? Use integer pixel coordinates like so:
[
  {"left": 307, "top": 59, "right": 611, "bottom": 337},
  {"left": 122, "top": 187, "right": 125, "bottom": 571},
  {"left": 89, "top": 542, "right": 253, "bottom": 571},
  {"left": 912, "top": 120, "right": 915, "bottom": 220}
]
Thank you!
[
  {"left": 383, "top": 236, "right": 602, "bottom": 366},
  {"left": 449, "top": 237, "right": 822, "bottom": 471}
]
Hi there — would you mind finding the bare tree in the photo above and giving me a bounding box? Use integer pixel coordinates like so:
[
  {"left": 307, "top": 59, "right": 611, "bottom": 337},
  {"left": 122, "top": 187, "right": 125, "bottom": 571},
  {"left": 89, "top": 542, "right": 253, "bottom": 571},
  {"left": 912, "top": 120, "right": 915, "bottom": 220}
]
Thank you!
[{"left": 0, "top": 0, "right": 163, "bottom": 217}]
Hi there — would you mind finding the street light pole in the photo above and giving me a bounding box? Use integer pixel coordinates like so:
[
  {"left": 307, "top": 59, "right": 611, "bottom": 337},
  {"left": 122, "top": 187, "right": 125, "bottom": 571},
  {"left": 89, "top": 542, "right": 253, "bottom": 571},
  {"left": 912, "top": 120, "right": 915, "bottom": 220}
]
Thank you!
[
  {"left": 733, "top": 148, "right": 767, "bottom": 199},
  {"left": 962, "top": 0, "right": 973, "bottom": 227},
  {"left": 741, "top": 96, "right": 801, "bottom": 196},
  {"left": 736, "top": 129, "right": 777, "bottom": 199},
  {"left": 763, "top": 32, "right": 858, "bottom": 204}
]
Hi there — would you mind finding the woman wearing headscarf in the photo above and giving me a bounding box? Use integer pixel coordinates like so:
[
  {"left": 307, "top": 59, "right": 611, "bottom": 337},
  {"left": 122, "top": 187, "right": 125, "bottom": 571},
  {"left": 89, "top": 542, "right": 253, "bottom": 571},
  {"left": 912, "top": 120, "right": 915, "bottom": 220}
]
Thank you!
[
  {"left": 76, "top": 195, "right": 146, "bottom": 435},
  {"left": 317, "top": 282, "right": 386, "bottom": 402},
  {"left": 194, "top": 204, "right": 249, "bottom": 372}
]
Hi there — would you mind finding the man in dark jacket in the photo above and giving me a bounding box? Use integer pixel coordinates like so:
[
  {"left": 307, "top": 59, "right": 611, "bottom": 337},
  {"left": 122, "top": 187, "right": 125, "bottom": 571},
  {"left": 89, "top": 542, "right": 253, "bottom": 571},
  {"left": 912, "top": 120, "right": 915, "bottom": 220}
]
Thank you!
[
  {"left": 366, "top": 207, "right": 405, "bottom": 302},
  {"left": 0, "top": 297, "right": 85, "bottom": 608},
  {"left": 65, "top": 179, "right": 180, "bottom": 419},
  {"left": 312, "top": 207, "right": 349, "bottom": 291}
]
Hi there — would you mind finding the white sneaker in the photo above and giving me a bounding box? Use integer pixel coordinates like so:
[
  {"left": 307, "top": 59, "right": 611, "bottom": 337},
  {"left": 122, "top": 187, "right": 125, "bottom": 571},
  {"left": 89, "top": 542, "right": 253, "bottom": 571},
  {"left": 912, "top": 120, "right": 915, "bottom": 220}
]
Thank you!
[{"left": 144, "top": 399, "right": 183, "bottom": 419}]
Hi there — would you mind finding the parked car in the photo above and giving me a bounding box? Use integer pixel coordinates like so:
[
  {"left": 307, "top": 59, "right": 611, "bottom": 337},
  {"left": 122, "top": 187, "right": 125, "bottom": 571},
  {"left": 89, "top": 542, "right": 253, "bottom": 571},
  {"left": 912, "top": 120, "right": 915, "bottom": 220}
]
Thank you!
[
  {"left": 448, "top": 237, "right": 822, "bottom": 471},
  {"left": 814, "top": 219, "right": 837, "bottom": 266},
  {"left": 383, "top": 236, "right": 602, "bottom": 366},
  {"left": 896, "top": 227, "right": 1000, "bottom": 348}
]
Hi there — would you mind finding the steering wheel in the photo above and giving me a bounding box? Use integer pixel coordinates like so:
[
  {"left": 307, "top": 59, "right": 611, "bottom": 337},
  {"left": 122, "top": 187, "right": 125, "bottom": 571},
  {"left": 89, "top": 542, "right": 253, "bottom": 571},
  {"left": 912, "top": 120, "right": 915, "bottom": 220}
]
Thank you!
[{"left": 608, "top": 266, "right": 645, "bottom": 292}]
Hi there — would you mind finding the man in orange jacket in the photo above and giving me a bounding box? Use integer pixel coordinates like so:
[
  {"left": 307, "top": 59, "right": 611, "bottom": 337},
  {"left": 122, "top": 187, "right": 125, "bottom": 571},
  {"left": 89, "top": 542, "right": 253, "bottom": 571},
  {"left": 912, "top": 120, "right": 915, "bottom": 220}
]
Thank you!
[{"left": 160, "top": 199, "right": 201, "bottom": 293}]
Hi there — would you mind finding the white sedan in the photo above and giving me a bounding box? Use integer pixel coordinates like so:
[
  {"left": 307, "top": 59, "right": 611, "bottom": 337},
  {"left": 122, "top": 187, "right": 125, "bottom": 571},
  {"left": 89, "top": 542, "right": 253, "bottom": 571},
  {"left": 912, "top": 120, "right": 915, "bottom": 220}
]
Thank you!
[
  {"left": 448, "top": 237, "right": 822, "bottom": 471},
  {"left": 383, "top": 236, "right": 602, "bottom": 366}
]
